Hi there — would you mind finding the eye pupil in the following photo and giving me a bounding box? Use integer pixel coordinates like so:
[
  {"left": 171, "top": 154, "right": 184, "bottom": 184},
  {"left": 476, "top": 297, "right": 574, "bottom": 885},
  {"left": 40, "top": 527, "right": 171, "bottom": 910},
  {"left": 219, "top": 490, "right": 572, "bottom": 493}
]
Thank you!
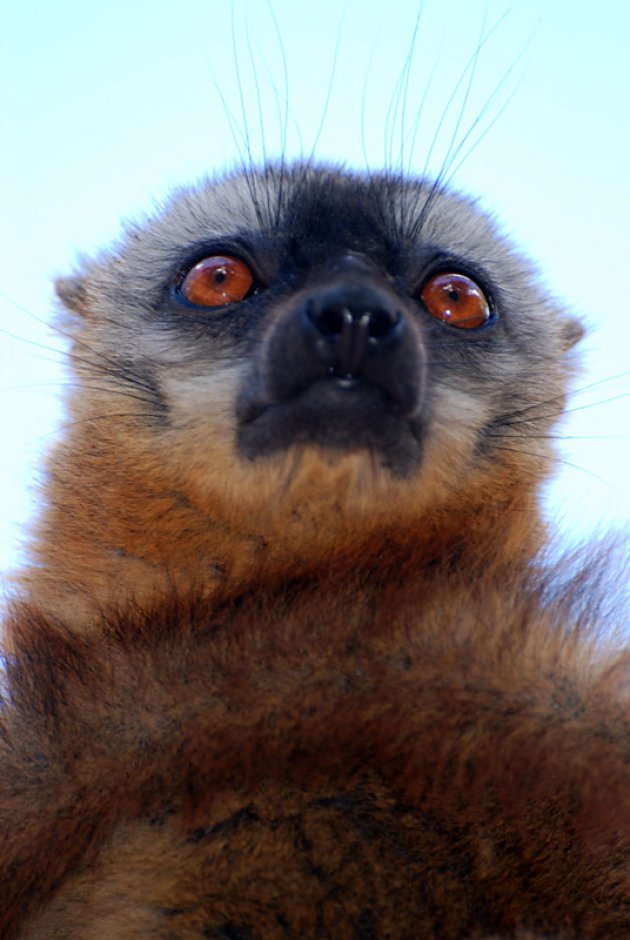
[{"left": 420, "top": 272, "right": 491, "bottom": 330}]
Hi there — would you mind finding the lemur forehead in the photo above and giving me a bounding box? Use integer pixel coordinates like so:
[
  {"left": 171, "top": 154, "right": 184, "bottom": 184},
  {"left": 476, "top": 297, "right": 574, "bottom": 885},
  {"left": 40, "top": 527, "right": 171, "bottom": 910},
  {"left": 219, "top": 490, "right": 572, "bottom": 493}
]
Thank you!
[{"left": 135, "top": 164, "right": 498, "bottom": 264}]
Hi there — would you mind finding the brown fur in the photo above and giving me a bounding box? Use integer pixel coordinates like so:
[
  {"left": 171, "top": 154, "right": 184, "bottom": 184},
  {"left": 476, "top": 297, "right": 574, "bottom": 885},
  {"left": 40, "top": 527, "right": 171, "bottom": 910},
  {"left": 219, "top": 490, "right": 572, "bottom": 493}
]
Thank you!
[
  {"left": 3, "top": 572, "right": 630, "bottom": 938},
  {"left": 20, "top": 380, "right": 546, "bottom": 631},
  {"left": 2, "top": 164, "right": 629, "bottom": 937}
]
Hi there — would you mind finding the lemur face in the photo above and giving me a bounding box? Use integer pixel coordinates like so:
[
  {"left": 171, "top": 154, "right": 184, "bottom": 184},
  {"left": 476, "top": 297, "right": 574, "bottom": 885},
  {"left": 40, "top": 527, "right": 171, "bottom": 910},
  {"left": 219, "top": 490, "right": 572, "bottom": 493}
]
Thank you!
[
  {"left": 57, "top": 164, "right": 581, "bottom": 520},
  {"left": 233, "top": 249, "right": 429, "bottom": 476}
]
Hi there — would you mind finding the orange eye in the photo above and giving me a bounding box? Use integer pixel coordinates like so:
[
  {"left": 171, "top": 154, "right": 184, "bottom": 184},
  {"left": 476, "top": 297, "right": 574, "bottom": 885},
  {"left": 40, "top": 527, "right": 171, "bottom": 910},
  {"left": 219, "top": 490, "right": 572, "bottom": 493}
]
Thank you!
[
  {"left": 179, "top": 255, "right": 254, "bottom": 307},
  {"left": 420, "top": 273, "right": 491, "bottom": 329}
]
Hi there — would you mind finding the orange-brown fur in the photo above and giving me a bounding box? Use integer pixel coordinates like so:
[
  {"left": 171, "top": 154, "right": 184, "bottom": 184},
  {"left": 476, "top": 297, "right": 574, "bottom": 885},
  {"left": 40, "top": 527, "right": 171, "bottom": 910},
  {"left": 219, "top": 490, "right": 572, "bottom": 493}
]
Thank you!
[
  {"left": 1, "top": 164, "right": 629, "bottom": 938},
  {"left": 20, "top": 365, "right": 546, "bottom": 629}
]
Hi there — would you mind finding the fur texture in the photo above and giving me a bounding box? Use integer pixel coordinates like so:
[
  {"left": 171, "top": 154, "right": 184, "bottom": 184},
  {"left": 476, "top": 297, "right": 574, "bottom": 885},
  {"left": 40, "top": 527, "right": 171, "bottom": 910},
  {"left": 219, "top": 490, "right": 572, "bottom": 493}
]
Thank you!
[{"left": 2, "top": 164, "right": 629, "bottom": 938}]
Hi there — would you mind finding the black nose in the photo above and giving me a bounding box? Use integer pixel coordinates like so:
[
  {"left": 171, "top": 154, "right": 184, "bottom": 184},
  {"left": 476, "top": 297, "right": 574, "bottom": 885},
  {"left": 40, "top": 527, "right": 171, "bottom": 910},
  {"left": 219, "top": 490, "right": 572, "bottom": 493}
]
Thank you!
[{"left": 305, "top": 284, "right": 403, "bottom": 378}]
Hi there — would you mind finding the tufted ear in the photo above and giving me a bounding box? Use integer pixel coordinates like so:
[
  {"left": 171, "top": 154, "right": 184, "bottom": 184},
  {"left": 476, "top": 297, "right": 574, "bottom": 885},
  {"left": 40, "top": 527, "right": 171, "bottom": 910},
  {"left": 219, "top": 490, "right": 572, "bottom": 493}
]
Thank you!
[
  {"left": 55, "top": 276, "right": 89, "bottom": 316},
  {"left": 562, "top": 316, "right": 585, "bottom": 350}
]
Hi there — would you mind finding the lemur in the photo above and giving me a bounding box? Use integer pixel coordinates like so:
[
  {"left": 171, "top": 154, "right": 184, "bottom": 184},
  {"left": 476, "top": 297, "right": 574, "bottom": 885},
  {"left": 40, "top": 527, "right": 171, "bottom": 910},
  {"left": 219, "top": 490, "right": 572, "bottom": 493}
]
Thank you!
[{"left": 1, "top": 163, "right": 629, "bottom": 938}]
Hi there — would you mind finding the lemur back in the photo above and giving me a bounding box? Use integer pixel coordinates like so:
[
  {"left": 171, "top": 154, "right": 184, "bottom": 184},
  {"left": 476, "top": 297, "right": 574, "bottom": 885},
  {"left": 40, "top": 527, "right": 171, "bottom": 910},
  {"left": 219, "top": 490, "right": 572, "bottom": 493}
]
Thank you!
[{"left": 1, "top": 164, "right": 629, "bottom": 939}]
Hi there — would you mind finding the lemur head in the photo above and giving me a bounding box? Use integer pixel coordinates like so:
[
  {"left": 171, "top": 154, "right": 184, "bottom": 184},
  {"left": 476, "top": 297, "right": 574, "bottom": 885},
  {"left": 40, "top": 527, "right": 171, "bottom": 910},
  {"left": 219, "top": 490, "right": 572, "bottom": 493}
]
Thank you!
[{"left": 55, "top": 163, "right": 581, "bottom": 564}]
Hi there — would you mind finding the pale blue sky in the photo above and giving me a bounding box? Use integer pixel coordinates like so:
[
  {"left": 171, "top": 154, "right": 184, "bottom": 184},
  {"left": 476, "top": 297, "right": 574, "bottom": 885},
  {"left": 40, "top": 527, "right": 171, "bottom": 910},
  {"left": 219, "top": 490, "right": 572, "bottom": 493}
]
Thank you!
[{"left": 1, "top": 0, "right": 629, "bottom": 575}]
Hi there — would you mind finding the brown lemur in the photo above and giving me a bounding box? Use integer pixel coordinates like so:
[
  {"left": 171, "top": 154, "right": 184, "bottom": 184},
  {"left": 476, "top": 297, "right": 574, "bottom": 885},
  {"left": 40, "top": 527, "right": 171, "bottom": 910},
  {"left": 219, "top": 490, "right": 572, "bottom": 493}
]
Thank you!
[{"left": 1, "top": 163, "right": 629, "bottom": 939}]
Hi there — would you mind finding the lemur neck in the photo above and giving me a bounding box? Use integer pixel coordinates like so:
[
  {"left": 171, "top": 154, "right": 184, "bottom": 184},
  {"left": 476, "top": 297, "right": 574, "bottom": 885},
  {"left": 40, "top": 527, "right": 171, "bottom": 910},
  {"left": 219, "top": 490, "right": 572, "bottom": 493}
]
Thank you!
[{"left": 16, "top": 426, "right": 546, "bottom": 634}]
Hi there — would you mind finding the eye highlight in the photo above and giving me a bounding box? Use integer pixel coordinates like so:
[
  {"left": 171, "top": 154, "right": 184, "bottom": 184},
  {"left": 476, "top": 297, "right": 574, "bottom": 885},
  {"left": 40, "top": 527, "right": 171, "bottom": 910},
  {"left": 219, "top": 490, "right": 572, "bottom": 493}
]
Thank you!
[
  {"left": 420, "top": 273, "right": 491, "bottom": 329},
  {"left": 179, "top": 255, "right": 254, "bottom": 308}
]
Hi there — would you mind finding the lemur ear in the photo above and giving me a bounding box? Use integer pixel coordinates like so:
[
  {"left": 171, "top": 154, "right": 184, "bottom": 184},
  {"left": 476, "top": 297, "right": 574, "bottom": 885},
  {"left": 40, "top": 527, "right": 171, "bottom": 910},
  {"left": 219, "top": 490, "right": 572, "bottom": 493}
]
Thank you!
[
  {"left": 55, "top": 276, "right": 89, "bottom": 315},
  {"left": 562, "top": 317, "right": 585, "bottom": 350}
]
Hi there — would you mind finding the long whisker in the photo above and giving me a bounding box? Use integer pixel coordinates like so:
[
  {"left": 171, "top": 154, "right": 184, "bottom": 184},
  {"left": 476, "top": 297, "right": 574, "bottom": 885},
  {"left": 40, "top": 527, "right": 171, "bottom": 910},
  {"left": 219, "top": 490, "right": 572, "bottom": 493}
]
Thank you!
[
  {"left": 0, "top": 291, "right": 159, "bottom": 400},
  {"left": 410, "top": 11, "right": 497, "bottom": 233},
  {"left": 492, "top": 443, "right": 614, "bottom": 486},
  {"left": 433, "top": 34, "right": 535, "bottom": 197},
  {"left": 302, "top": 6, "right": 347, "bottom": 173},
  {"left": 500, "top": 389, "right": 630, "bottom": 427},
  {"left": 263, "top": 0, "right": 291, "bottom": 228}
]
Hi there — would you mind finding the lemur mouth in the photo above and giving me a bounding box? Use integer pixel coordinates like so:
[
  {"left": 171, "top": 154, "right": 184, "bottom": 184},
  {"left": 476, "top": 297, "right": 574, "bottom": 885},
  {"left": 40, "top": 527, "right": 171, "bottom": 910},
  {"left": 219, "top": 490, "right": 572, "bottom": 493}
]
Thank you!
[
  {"left": 236, "top": 374, "right": 424, "bottom": 476},
  {"left": 235, "top": 274, "right": 427, "bottom": 476}
]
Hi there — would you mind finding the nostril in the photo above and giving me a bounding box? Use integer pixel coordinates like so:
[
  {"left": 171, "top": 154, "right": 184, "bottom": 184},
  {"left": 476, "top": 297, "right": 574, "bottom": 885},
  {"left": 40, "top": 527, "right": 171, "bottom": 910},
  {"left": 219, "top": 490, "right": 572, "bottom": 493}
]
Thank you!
[
  {"left": 366, "top": 307, "right": 401, "bottom": 339},
  {"left": 307, "top": 300, "right": 348, "bottom": 337}
]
